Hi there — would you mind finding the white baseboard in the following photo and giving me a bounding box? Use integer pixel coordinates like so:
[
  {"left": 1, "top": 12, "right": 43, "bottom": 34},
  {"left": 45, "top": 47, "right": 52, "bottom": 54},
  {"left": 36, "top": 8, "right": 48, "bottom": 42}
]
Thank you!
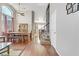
[
  {"left": 51, "top": 44, "right": 61, "bottom": 56},
  {"left": 55, "top": 48, "right": 61, "bottom": 56}
]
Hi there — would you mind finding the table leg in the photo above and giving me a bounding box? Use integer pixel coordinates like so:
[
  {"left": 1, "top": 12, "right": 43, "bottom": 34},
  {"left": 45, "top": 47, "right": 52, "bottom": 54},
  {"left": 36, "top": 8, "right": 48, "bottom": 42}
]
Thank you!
[
  {"left": 3, "top": 37, "right": 5, "bottom": 42},
  {"left": 7, "top": 46, "right": 10, "bottom": 56},
  {"left": 21, "top": 35, "right": 24, "bottom": 43}
]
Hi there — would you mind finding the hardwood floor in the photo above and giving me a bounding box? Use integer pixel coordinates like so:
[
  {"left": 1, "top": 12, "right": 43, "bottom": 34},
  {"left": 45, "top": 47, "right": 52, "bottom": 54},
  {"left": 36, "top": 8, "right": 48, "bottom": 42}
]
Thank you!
[{"left": 11, "top": 42, "right": 59, "bottom": 56}]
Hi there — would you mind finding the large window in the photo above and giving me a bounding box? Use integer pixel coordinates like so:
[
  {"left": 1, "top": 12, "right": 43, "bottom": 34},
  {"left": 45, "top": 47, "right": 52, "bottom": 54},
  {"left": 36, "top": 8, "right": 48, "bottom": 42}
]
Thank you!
[
  {"left": 2, "top": 6, "right": 13, "bottom": 16},
  {"left": 0, "top": 6, "right": 14, "bottom": 33}
]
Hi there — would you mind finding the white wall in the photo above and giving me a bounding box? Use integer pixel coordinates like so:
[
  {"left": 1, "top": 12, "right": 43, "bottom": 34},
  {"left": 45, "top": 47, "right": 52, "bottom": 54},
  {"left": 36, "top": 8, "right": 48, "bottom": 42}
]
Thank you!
[
  {"left": 50, "top": 6, "right": 56, "bottom": 48},
  {"left": 15, "top": 11, "right": 32, "bottom": 33},
  {"left": 50, "top": 3, "right": 79, "bottom": 56}
]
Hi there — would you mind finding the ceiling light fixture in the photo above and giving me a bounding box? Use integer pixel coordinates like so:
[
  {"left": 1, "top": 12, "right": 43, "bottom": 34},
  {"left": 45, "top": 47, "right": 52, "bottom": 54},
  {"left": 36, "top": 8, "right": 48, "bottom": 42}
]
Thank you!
[{"left": 17, "top": 3, "right": 25, "bottom": 16}]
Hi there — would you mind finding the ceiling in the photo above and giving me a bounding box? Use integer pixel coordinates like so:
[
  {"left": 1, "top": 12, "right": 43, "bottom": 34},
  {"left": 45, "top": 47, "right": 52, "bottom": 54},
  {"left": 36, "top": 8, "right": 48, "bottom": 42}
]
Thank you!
[{"left": 9, "top": 3, "right": 48, "bottom": 21}]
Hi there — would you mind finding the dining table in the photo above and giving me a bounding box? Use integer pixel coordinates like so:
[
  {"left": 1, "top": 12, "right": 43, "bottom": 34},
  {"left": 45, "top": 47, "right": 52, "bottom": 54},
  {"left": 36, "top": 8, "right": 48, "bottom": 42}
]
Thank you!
[{"left": 6, "top": 32, "right": 30, "bottom": 43}]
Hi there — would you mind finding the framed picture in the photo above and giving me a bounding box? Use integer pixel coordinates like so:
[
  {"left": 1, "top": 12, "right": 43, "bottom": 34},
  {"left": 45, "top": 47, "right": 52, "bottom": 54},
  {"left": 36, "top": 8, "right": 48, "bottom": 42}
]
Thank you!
[
  {"left": 72, "top": 3, "right": 78, "bottom": 13},
  {"left": 66, "top": 3, "right": 72, "bottom": 10},
  {"left": 66, "top": 3, "right": 79, "bottom": 15},
  {"left": 66, "top": 3, "right": 73, "bottom": 15},
  {"left": 67, "top": 7, "right": 73, "bottom": 14},
  {"left": 77, "top": 3, "right": 79, "bottom": 11},
  {"left": 18, "top": 23, "right": 28, "bottom": 32}
]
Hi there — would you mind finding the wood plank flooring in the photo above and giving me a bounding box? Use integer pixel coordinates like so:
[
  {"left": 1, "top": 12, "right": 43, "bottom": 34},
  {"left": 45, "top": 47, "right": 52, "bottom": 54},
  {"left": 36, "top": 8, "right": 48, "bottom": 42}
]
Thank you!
[{"left": 11, "top": 42, "right": 59, "bottom": 56}]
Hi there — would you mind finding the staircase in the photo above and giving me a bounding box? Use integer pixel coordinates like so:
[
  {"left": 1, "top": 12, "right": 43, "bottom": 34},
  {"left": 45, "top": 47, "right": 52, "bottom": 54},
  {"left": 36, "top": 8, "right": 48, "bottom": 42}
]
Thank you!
[{"left": 39, "top": 29, "right": 51, "bottom": 46}]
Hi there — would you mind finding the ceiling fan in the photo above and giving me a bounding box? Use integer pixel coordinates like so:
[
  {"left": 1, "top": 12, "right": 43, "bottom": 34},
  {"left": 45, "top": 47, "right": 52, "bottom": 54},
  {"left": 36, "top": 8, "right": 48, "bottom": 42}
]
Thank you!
[{"left": 17, "top": 3, "right": 25, "bottom": 16}]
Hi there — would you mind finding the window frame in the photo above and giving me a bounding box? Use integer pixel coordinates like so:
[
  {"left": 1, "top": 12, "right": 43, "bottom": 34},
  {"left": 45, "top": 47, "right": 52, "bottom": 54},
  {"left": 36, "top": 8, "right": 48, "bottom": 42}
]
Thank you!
[{"left": 0, "top": 5, "right": 15, "bottom": 33}]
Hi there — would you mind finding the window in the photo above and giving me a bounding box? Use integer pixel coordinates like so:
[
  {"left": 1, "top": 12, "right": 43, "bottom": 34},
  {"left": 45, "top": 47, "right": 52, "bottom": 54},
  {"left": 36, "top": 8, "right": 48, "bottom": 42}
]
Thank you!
[
  {"left": 1, "top": 6, "right": 14, "bottom": 33},
  {"left": 7, "top": 16, "right": 13, "bottom": 32},
  {"left": 2, "top": 6, "right": 13, "bottom": 17},
  {"left": 1, "top": 15, "right": 5, "bottom": 32},
  {"left": 0, "top": 7, "right": 1, "bottom": 13}
]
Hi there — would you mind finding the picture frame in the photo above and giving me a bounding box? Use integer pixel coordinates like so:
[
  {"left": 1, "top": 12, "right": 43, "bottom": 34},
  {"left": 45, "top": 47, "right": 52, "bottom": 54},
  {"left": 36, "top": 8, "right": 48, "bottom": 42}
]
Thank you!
[
  {"left": 66, "top": 3, "right": 72, "bottom": 10},
  {"left": 66, "top": 3, "right": 73, "bottom": 15},
  {"left": 72, "top": 3, "right": 78, "bottom": 13},
  {"left": 18, "top": 23, "right": 28, "bottom": 32},
  {"left": 67, "top": 7, "right": 73, "bottom": 14},
  {"left": 66, "top": 3, "right": 79, "bottom": 15}
]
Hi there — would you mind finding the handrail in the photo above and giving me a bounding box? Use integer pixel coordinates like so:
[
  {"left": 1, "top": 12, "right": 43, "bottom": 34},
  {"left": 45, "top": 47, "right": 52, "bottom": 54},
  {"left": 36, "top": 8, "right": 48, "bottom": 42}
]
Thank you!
[{"left": 39, "top": 23, "right": 49, "bottom": 30}]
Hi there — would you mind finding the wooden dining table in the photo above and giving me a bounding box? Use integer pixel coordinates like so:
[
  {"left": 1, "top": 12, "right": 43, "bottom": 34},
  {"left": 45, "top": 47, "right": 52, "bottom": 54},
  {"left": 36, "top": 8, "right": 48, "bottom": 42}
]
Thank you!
[{"left": 6, "top": 32, "right": 30, "bottom": 43}]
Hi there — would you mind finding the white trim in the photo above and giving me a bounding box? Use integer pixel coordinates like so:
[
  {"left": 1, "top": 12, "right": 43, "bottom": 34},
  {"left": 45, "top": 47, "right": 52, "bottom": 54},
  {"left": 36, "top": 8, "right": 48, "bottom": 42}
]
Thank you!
[
  {"left": 51, "top": 44, "right": 61, "bottom": 56},
  {"left": 55, "top": 48, "right": 61, "bottom": 56}
]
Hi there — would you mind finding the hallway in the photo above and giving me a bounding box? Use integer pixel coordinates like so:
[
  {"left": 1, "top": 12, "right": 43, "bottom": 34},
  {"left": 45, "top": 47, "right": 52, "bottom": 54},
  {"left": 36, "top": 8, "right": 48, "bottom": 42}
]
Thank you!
[{"left": 10, "top": 42, "right": 58, "bottom": 56}]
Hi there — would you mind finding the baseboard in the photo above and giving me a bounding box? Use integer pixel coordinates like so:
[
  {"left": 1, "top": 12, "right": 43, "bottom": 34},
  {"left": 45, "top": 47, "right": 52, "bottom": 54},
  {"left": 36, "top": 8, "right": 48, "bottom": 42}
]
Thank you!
[
  {"left": 55, "top": 48, "right": 61, "bottom": 56},
  {"left": 51, "top": 44, "right": 61, "bottom": 56}
]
